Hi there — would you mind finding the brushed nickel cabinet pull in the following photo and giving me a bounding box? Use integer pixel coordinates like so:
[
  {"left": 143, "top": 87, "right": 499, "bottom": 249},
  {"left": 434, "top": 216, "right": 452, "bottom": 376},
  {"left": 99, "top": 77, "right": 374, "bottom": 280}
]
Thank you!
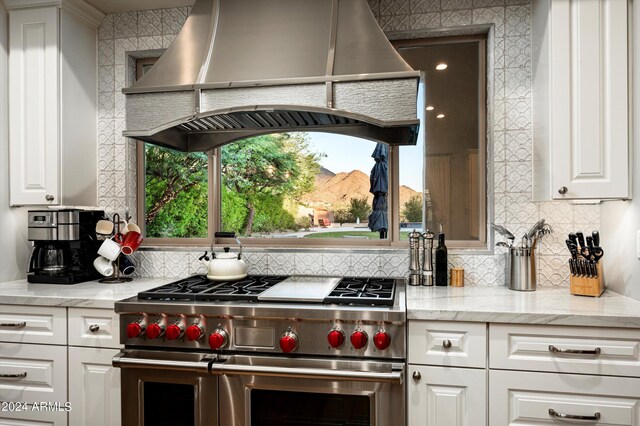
[
  {"left": 549, "top": 408, "right": 600, "bottom": 422},
  {"left": 0, "top": 372, "right": 27, "bottom": 379},
  {"left": 412, "top": 371, "right": 421, "bottom": 381},
  {"left": 0, "top": 322, "right": 26, "bottom": 328},
  {"left": 549, "top": 345, "right": 601, "bottom": 355},
  {"left": 89, "top": 324, "right": 100, "bottom": 332},
  {"left": 558, "top": 186, "right": 568, "bottom": 195},
  {"left": 45, "top": 194, "right": 55, "bottom": 202},
  {"left": 442, "top": 339, "right": 452, "bottom": 349}
]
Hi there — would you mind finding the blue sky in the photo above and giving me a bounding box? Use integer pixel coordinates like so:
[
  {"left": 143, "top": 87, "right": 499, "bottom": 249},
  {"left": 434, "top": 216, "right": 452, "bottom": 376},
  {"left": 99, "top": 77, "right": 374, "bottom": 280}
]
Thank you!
[{"left": 306, "top": 132, "right": 423, "bottom": 192}]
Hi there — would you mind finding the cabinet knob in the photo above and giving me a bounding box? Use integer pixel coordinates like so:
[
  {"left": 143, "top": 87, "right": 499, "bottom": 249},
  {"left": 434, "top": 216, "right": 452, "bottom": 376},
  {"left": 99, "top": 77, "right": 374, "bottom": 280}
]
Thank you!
[
  {"left": 412, "top": 371, "right": 422, "bottom": 381},
  {"left": 45, "top": 194, "right": 55, "bottom": 202},
  {"left": 89, "top": 324, "right": 100, "bottom": 332},
  {"left": 442, "top": 339, "right": 452, "bottom": 349},
  {"left": 558, "top": 186, "right": 568, "bottom": 195}
]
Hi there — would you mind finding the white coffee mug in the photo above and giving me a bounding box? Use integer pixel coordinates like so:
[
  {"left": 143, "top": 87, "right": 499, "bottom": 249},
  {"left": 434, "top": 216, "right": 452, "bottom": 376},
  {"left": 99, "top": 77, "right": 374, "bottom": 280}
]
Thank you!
[
  {"left": 125, "top": 222, "right": 141, "bottom": 234},
  {"left": 93, "top": 256, "right": 114, "bottom": 277},
  {"left": 97, "top": 238, "right": 121, "bottom": 261}
]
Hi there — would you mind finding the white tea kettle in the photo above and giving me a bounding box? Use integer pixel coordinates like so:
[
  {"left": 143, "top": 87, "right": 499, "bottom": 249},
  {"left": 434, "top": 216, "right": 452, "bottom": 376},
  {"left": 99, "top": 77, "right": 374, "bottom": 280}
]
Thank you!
[{"left": 200, "top": 232, "right": 247, "bottom": 281}]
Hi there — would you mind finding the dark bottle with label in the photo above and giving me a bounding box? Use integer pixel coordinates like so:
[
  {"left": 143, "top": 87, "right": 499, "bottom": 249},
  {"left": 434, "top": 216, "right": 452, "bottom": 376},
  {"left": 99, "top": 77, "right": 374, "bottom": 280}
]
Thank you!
[{"left": 435, "top": 231, "right": 448, "bottom": 286}]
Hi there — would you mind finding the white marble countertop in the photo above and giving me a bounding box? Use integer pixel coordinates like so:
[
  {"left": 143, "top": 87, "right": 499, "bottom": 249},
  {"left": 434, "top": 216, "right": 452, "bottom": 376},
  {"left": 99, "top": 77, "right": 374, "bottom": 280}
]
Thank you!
[
  {"left": 0, "top": 278, "right": 173, "bottom": 309},
  {"left": 407, "top": 285, "right": 640, "bottom": 328}
]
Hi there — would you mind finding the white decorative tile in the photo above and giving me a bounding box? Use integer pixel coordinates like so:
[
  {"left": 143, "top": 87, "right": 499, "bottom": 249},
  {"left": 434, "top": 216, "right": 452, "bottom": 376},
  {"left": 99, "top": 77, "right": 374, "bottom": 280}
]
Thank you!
[
  {"left": 268, "top": 253, "right": 295, "bottom": 275},
  {"left": 538, "top": 222, "right": 571, "bottom": 256},
  {"left": 98, "top": 92, "right": 115, "bottom": 119},
  {"left": 539, "top": 201, "right": 574, "bottom": 225},
  {"left": 504, "top": 35, "right": 531, "bottom": 68},
  {"left": 114, "top": 144, "right": 127, "bottom": 171},
  {"left": 98, "top": 66, "right": 114, "bottom": 93},
  {"left": 571, "top": 204, "right": 601, "bottom": 226},
  {"left": 379, "top": 14, "right": 412, "bottom": 31},
  {"left": 139, "top": 36, "right": 163, "bottom": 51},
  {"left": 138, "top": 9, "right": 163, "bottom": 37},
  {"left": 381, "top": 252, "right": 409, "bottom": 278},
  {"left": 493, "top": 130, "right": 505, "bottom": 163},
  {"left": 188, "top": 252, "right": 208, "bottom": 275},
  {"left": 380, "top": 0, "right": 411, "bottom": 15},
  {"left": 162, "top": 7, "right": 188, "bottom": 35},
  {"left": 505, "top": 0, "right": 528, "bottom": 5},
  {"left": 114, "top": 12, "right": 138, "bottom": 39},
  {"left": 441, "top": 0, "right": 473, "bottom": 10},
  {"left": 162, "top": 34, "right": 177, "bottom": 48},
  {"left": 351, "top": 254, "right": 383, "bottom": 277},
  {"left": 505, "top": 130, "right": 532, "bottom": 161},
  {"left": 138, "top": 251, "right": 166, "bottom": 278},
  {"left": 115, "top": 92, "right": 126, "bottom": 118},
  {"left": 475, "top": 255, "right": 505, "bottom": 286},
  {"left": 505, "top": 194, "right": 539, "bottom": 224},
  {"left": 505, "top": 161, "right": 531, "bottom": 193},
  {"left": 294, "top": 253, "right": 324, "bottom": 276},
  {"left": 115, "top": 38, "right": 138, "bottom": 66},
  {"left": 493, "top": 98, "right": 506, "bottom": 131},
  {"left": 98, "top": 172, "right": 116, "bottom": 198},
  {"left": 98, "top": 39, "right": 114, "bottom": 66},
  {"left": 410, "top": 12, "right": 440, "bottom": 29},
  {"left": 494, "top": 193, "right": 507, "bottom": 223},
  {"left": 98, "top": 14, "right": 114, "bottom": 41},
  {"left": 538, "top": 255, "right": 570, "bottom": 287},
  {"left": 473, "top": 0, "right": 505, "bottom": 7},
  {"left": 472, "top": 7, "right": 504, "bottom": 37},
  {"left": 163, "top": 252, "right": 190, "bottom": 278},
  {"left": 243, "top": 252, "right": 268, "bottom": 275},
  {"left": 98, "top": 119, "right": 115, "bottom": 145},
  {"left": 323, "top": 254, "right": 352, "bottom": 276},
  {"left": 505, "top": 98, "right": 531, "bottom": 130},
  {"left": 493, "top": 36, "right": 505, "bottom": 69},
  {"left": 440, "top": 9, "right": 472, "bottom": 26},
  {"left": 98, "top": 143, "right": 115, "bottom": 171},
  {"left": 493, "top": 161, "right": 506, "bottom": 193},
  {"left": 410, "top": 0, "right": 441, "bottom": 13},
  {"left": 505, "top": 5, "right": 530, "bottom": 37},
  {"left": 504, "top": 67, "right": 531, "bottom": 98}
]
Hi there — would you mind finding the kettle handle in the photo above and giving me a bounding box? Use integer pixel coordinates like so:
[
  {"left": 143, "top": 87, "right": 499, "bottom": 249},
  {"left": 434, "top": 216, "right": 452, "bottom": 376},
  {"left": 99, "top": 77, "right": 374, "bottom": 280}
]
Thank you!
[{"left": 211, "top": 232, "right": 243, "bottom": 259}]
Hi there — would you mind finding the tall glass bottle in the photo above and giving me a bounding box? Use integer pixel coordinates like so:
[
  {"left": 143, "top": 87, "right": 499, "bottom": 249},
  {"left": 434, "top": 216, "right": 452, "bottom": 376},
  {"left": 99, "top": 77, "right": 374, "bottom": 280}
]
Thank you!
[{"left": 435, "top": 226, "right": 448, "bottom": 286}]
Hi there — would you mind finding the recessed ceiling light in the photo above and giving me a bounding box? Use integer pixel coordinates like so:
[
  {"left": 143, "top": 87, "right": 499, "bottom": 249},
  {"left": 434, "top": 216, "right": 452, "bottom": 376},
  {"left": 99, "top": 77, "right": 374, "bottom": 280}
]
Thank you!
[
  {"left": 426, "top": 106, "right": 435, "bottom": 111},
  {"left": 436, "top": 114, "right": 445, "bottom": 119},
  {"left": 436, "top": 63, "right": 448, "bottom": 70}
]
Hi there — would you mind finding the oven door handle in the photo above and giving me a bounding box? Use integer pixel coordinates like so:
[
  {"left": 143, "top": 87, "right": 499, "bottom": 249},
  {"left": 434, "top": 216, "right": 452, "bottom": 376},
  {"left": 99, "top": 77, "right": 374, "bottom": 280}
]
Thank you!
[
  {"left": 211, "top": 361, "right": 404, "bottom": 384},
  {"left": 112, "top": 351, "right": 212, "bottom": 374}
]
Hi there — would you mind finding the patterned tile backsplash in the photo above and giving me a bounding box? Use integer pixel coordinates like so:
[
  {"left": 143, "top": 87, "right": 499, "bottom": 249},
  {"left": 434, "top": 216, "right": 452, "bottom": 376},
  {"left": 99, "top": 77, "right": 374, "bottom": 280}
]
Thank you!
[{"left": 96, "top": 1, "right": 599, "bottom": 286}]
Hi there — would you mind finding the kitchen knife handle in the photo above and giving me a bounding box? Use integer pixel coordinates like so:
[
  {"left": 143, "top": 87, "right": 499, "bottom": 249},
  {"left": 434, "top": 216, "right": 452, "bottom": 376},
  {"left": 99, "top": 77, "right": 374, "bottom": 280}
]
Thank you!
[
  {"left": 592, "top": 230, "right": 600, "bottom": 247},
  {"left": 548, "top": 409, "right": 600, "bottom": 422},
  {"left": 548, "top": 345, "right": 601, "bottom": 355},
  {"left": 576, "top": 232, "right": 585, "bottom": 249}
]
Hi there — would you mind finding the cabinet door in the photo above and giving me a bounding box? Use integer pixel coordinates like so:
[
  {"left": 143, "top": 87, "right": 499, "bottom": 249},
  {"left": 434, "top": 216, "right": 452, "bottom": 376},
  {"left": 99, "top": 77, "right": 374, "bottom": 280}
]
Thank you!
[
  {"left": 408, "top": 365, "right": 486, "bottom": 426},
  {"left": 490, "top": 369, "right": 640, "bottom": 425},
  {"left": 8, "top": 7, "right": 59, "bottom": 206},
  {"left": 68, "top": 347, "right": 121, "bottom": 426}
]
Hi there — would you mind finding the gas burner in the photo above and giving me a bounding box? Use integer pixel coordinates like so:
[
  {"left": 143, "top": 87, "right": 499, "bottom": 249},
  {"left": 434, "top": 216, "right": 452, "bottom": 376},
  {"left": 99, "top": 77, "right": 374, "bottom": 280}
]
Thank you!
[
  {"left": 138, "top": 275, "right": 290, "bottom": 302},
  {"left": 324, "top": 277, "right": 395, "bottom": 306}
]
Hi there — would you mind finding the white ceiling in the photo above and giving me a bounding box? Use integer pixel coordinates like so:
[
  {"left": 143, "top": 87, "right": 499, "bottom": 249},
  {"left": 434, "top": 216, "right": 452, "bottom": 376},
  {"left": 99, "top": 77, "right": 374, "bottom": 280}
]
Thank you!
[{"left": 85, "top": 0, "right": 195, "bottom": 13}]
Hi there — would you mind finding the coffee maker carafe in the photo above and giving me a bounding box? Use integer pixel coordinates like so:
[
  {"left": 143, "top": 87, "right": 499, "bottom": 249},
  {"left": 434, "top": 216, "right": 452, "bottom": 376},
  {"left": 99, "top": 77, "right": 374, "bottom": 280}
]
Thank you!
[{"left": 27, "top": 209, "right": 105, "bottom": 284}]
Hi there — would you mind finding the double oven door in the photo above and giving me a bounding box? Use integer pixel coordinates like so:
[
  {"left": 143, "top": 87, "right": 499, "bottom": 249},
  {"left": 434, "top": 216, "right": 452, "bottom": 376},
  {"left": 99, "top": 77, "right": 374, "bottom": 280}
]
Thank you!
[{"left": 114, "top": 350, "right": 405, "bottom": 426}]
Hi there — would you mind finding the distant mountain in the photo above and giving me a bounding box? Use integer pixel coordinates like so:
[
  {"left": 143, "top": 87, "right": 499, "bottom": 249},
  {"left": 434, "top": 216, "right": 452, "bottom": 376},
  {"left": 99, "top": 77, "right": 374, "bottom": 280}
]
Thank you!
[{"left": 301, "top": 169, "right": 420, "bottom": 210}]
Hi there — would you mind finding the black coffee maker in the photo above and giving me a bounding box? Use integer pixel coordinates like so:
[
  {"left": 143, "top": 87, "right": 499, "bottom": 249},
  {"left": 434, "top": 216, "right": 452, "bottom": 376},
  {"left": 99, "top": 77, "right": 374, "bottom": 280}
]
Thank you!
[{"left": 27, "top": 209, "right": 105, "bottom": 284}]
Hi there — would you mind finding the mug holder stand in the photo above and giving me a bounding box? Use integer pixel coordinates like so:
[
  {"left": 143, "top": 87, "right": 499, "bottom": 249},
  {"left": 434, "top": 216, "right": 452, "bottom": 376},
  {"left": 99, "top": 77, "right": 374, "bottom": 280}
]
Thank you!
[{"left": 100, "top": 213, "right": 133, "bottom": 284}]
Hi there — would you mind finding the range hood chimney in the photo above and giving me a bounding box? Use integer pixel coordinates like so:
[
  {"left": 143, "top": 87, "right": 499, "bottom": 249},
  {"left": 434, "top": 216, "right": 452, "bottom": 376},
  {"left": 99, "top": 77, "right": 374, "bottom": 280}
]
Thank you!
[{"left": 123, "top": 0, "right": 421, "bottom": 152}]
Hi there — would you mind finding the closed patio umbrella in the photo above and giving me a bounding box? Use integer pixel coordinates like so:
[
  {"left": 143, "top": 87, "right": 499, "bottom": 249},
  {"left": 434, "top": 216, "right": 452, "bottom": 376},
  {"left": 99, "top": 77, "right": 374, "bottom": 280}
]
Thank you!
[{"left": 368, "top": 143, "right": 388, "bottom": 239}]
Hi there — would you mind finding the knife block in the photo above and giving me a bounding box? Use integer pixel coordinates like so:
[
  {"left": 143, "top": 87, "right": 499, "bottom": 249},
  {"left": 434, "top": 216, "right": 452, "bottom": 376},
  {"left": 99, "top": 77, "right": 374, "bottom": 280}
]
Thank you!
[{"left": 570, "top": 263, "right": 605, "bottom": 297}]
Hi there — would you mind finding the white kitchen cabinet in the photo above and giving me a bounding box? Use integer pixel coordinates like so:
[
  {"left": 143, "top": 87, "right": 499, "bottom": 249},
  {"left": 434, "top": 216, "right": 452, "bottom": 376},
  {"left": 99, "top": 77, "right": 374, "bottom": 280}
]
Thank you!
[
  {"left": 490, "top": 369, "right": 640, "bottom": 425},
  {"left": 532, "top": 0, "right": 630, "bottom": 200},
  {"left": 408, "top": 365, "right": 486, "bottom": 426},
  {"left": 68, "top": 347, "right": 121, "bottom": 426},
  {"left": 6, "top": 1, "right": 103, "bottom": 206}
]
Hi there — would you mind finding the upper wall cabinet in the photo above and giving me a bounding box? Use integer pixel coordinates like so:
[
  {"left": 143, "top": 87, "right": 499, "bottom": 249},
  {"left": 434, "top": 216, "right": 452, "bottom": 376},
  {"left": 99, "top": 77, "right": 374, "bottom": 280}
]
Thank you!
[
  {"left": 532, "top": 0, "right": 630, "bottom": 201},
  {"left": 6, "top": 0, "right": 104, "bottom": 206}
]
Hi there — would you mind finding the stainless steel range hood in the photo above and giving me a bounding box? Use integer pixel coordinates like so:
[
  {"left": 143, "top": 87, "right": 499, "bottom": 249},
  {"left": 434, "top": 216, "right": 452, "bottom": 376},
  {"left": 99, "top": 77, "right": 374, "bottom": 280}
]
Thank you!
[{"left": 123, "top": 0, "right": 421, "bottom": 152}]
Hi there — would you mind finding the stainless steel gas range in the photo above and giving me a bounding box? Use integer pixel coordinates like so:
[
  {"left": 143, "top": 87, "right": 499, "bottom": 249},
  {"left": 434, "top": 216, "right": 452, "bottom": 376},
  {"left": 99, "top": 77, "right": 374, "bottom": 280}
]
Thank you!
[{"left": 113, "top": 275, "right": 406, "bottom": 426}]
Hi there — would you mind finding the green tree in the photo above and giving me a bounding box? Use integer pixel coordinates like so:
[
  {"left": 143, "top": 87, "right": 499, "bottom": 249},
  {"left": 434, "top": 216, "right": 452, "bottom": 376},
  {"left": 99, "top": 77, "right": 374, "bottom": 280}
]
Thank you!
[
  {"left": 348, "top": 196, "right": 371, "bottom": 223},
  {"left": 145, "top": 145, "right": 208, "bottom": 238},
  {"left": 402, "top": 195, "right": 423, "bottom": 222},
  {"left": 221, "top": 133, "right": 321, "bottom": 235},
  {"left": 333, "top": 208, "right": 352, "bottom": 226}
]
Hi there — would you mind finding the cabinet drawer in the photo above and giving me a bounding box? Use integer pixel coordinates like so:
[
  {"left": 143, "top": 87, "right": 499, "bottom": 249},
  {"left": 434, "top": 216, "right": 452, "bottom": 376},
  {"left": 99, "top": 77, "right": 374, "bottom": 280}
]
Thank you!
[
  {"left": 0, "top": 305, "right": 66, "bottom": 345},
  {"left": 490, "top": 324, "right": 640, "bottom": 377},
  {"left": 0, "top": 410, "right": 67, "bottom": 426},
  {"left": 68, "top": 308, "right": 120, "bottom": 348},
  {"left": 409, "top": 321, "right": 487, "bottom": 368},
  {"left": 490, "top": 370, "right": 640, "bottom": 425},
  {"left": 0, "top": 343, "right": 67, "bottom": 403}
]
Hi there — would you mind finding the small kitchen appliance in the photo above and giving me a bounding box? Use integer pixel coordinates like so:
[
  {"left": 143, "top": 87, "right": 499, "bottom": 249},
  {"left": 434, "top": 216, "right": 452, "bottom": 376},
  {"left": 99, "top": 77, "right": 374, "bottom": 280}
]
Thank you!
[
  {"left": 27, "top": 209, "right": 104, "bottom": 284},
  {"left": 114, "top": 274, "right": 406, "bottom": 426}
]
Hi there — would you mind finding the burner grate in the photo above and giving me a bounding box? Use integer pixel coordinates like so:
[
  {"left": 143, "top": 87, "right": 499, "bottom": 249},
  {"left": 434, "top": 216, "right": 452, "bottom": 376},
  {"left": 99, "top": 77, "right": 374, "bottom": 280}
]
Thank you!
[{"left": 324, "top": 277, "right": 396, "bottom": 306}]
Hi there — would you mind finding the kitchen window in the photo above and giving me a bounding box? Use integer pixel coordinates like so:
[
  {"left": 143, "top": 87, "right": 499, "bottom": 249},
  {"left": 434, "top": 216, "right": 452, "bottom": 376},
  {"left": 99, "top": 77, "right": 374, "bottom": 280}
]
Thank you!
[{"left": 136, "top": 34, "right": 487, "bottom": 248}]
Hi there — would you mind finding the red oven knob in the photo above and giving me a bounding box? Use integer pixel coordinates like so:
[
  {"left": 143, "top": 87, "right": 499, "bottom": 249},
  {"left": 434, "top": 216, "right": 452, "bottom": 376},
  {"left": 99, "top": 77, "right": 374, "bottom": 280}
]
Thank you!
[
  {"left": 146, "top": 322, "right": 164, "bottom": 340},
  {"left": 166, "top": 323, "right": 183, "bottom": 340},
  {"left": 126, "top": 321, "right": 144, "bottom": 339},
  {"left": 279, "top": 331, "right": 299, "bottom": 353},
  {"left": 186, "top": 324, "right": 204, "bottom": 341},
  {"left": 373, "top": 331, "right": 391, "bottom": 350},
  {"left": 327, "top": 329, "right": 345, "bottom": 348},
  {"left": 350, "top": 330, "right": 368, "bottom": 349},
  {"left": 208, "top": 329, "right": 229, "bottom": 350}
]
